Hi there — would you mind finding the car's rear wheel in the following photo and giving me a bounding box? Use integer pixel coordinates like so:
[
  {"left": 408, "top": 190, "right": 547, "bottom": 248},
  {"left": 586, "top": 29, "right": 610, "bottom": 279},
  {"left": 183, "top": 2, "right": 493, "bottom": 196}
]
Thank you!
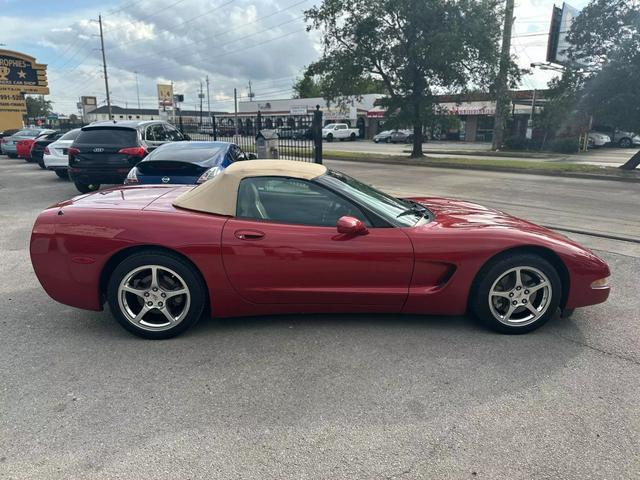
[
  {"left": 7, "top": 153, "right": 17, "bottom": 159},
  {"left": 471, "top": 253, "right": 561, "bottom": 334},
  {"left": 74, "top": 181, "right": 100, "bottom": 193},
  {"left": 107, "top": 251, "right": 207, "bottom": 339},
  {"left": 350, "top": 132, "right": 356, "bottom": 141},
  {"left": 55, "top": 169, "right": 69, "bottom": 180},
  {"left": 38, "top": 159, "right": 46, "bottom": 169}
]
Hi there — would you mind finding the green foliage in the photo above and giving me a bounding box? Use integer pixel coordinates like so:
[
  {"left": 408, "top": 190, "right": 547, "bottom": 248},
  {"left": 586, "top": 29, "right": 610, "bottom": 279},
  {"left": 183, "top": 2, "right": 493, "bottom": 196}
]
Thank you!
[
  {"left": 549, "top": 137, "right": 580, "bottom": 154},
  {"left": 25, "top": 96, "right": 53, "bottom": 119},
  {"left": 304, "top": 0, "right": 506, "bottom": 156},
  {"left": 292, "top": 71, "right": 324, "bottom": 99}
]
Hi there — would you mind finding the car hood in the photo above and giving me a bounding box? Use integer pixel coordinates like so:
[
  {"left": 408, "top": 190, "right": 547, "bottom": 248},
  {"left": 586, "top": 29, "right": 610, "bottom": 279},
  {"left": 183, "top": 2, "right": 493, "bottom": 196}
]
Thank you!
[{"left": 409, "top": 196, "right": 571, "bottom": 241}]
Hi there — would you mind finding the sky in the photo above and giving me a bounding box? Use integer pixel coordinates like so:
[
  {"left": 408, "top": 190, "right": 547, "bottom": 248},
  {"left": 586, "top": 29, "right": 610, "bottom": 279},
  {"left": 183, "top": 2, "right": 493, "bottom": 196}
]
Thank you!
[{"left": 0, "top": 0, "right": 589, "bottom": 115}]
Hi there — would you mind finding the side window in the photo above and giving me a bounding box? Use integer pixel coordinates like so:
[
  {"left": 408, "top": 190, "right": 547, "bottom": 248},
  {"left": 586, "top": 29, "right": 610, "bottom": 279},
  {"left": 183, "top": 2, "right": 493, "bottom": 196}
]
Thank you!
[
  {"left": 164, "top": 124, "right": 184, "bottom": 141},
  {"left": 236, "top": 176, "right": 370, "bottom": 227},
  {"left": 337, "top": 125, "right": 347, "bottom": 130},
  {"left": 146, "top": 124, "right": 168, "bottom": 142}
]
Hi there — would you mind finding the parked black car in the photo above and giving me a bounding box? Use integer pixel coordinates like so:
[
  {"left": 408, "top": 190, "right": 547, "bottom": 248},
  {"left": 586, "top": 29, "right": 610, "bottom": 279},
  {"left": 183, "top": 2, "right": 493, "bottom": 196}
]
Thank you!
[
  {"left": 68, "top": 120, "right": 186, "bottom": 193},
  {"left": 31, "top": 131, "right": 67, "bottom": 169}
]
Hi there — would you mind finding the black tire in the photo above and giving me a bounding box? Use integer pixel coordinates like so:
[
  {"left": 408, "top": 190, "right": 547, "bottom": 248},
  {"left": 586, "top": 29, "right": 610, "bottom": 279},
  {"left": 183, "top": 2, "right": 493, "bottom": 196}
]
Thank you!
[
  {"left": 7, "top": 153, "right": 18, "bottom": 159},
  {"left": 74, "top": 181, "right": 100, "bottom": 194},
  {"left": 326, "top": 133, "right": 333, "bottom": 142},
  {"left": 619, "top": 137, "right": 632, "bottom": 148},
  {"left": 38, "top": 159, "right": 46, "bottom": 169},
  {"left": 385, "top": 137, "right": 391, "bottom": 143},
  {"left": 107, "top": 251, "right": 207, "bottom": 339},
  {"left": 55, "top": 169, "right": 69, "bottom": 180},
  {"left": 470, "top": 253, "right": 562, "bottom": 334},
  {"left": 350, "top": 133, "right": 356, "bottom": 141}
]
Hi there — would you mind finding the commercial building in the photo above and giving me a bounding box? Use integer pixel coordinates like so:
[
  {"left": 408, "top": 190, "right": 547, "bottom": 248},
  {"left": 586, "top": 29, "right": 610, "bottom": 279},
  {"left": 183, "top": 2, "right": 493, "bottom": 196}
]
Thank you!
[{"left": 85, "top": 105, "right": 227, "bottom": 123}]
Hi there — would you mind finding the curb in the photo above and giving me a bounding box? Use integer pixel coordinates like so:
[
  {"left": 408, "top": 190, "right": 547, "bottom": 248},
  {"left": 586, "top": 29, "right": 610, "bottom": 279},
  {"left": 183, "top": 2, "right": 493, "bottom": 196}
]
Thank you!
[
  {"left": 401, "top": 149, "right": 560, "bottom": 160},
  {"left": 324, "top": 155, "right": 640, "bottom": 184}
]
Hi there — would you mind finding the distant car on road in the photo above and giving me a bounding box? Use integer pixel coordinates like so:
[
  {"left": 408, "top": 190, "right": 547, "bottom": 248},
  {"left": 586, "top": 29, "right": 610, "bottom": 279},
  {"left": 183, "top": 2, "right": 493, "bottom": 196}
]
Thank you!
[
  {"left": 373, "top": 130, "right": 395, "bottom": 143},
  {"left": 68, "top": 120, "right": 186, "bottom": 193},
  {"left": 322, "top": 123, "right": 359, "bottom": 142},
  {"left": 388, "top": 130, "right": 414, "bottom": 144},
  {"left": 43, "top": 128, "right": 82, "bottom": 179},
  {"left": 2, "top": 128, "right": 53, "bottom": 159},
  {"left": 587, "top": 131, "right": 611, "bottom": 148},
  {"left": 125, "top": 141, "right": 255, "bottom": 185}
]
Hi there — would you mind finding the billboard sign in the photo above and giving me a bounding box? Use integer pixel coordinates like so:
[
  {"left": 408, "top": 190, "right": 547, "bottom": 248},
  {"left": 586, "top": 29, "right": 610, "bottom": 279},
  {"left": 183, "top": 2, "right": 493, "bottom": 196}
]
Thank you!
[
  {"left": 0, "top": 49, "right": 49, "bottom": 94},
  {"left": 157, "top": 83, "right": 173, "bottom": 107},
  {"left": 546, "top": 3, "right": 581, "bottom": 67}
]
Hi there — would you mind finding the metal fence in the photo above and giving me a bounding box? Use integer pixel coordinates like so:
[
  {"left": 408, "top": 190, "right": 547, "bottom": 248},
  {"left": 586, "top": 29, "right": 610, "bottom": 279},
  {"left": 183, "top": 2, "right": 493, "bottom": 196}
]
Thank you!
[{"left": 170, "top": 108, "right": 323, "bottom": 164}]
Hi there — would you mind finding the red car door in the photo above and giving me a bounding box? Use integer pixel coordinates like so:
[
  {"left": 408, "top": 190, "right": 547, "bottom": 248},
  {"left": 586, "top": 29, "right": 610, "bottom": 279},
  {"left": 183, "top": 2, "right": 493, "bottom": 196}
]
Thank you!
[
  {"left": 221, "top": 218, "right": 414, "bottom": 308},
  {"left": 219, "top": 175, "right": 414, "bottom": 308}
]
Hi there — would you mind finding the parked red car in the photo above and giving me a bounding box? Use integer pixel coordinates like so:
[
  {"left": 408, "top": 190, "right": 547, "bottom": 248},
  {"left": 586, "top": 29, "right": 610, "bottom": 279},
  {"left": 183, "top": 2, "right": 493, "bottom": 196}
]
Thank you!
[
  {"left": 16, "top": 138, "right": 35, "bottom": 160},
  {"left": 30, "top": 160, "right": 610, "bottom": 339}
]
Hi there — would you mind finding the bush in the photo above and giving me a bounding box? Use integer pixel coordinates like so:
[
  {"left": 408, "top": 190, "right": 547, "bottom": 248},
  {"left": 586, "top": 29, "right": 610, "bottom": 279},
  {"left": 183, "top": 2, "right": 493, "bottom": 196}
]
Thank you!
[
  {"left": 549, "top": 137, "right": 580, "bottom": 153},
  {"left": 505, "top": 136, "right": 528, "bottom": 150}
]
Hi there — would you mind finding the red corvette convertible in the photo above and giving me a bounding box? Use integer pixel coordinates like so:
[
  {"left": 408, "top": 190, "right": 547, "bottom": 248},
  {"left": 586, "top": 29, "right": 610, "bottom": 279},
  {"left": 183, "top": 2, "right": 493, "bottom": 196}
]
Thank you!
[{"left": 30, "top": 160, "right": 610, "bottom": 339}]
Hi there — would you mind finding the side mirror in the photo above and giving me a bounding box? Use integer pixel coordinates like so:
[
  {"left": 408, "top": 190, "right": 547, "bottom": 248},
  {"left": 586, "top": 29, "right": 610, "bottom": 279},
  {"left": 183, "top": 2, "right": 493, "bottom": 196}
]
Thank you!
[
  {"left": 247, "top": 153, "right": 257, "bottom": 160},
  {"left": 336, "top": 216, "right": 368, "bottom": 236},
  {"left": 182, "top": 134, "right": 191, "bottom": 141}
]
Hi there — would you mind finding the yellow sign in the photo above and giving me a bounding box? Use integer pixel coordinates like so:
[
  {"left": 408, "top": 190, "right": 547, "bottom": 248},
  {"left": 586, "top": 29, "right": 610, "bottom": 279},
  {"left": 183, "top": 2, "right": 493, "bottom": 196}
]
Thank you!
[
  {"left": 0, "top": 49, "right": 49, "bottom": 95},
  {"left": 0, "top": 49, "right": 49, "bottom": 130},
  {"left": 157, "top": 83, "right": 173, "bottom": 107}
]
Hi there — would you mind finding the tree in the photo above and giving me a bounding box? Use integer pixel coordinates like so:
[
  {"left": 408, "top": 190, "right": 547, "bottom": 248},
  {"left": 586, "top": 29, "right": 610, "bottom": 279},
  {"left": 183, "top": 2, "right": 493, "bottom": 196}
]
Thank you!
[
  {"left": 25, "top": 96, "right": 53, "bottom": 119},
  {"left": 305, "top": 0, "right": 504, "bottom": 157},
  {"left": 292, "top": 71, "right": 324, "bottom": 99},
  {"left": 565, "top": 0, "right": 640, "bottom": 169}
]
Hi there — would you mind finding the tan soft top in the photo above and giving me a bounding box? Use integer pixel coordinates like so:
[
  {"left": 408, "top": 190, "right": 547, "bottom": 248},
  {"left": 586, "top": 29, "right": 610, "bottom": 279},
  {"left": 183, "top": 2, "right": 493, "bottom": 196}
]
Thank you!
[{"left": 172, "top": 159, "right": 328, "bottom": 216}]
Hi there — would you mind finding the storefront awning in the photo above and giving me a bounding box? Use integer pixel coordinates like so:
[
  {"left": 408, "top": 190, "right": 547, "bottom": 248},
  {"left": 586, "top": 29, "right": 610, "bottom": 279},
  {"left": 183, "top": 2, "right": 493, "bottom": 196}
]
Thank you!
[{"left": 366, "top": 106, "right": 386, "bottom": 118}]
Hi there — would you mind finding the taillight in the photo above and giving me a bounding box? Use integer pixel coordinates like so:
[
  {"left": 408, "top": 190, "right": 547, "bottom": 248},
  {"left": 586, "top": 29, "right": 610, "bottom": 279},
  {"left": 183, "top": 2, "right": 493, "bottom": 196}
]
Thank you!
[
  {"left": 68, "top": 147, "right": 80, "bottom": 157},
  {"left": 118, "top": 146, "right": 147, "bottom": 158},
  {"left": 124, "top": 167, "right": 139, "bottom": 184},
  {"left": 196, "top": 166, "right": 222, "bottom": 184},
  {"left": 44, "top": 147, "right": 50, "bottom": 155}
]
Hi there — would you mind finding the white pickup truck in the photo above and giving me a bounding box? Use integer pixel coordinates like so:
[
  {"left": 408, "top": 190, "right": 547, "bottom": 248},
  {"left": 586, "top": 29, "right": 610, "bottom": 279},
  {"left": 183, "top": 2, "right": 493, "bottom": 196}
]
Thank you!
[{"left": 321, "top": 123, "right": 359, "bottom": 141}]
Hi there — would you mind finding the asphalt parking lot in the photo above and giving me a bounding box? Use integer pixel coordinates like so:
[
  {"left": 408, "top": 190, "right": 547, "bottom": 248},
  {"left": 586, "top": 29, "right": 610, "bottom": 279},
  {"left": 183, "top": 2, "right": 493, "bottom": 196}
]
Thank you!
[{"left": 1, "top": 155, "right": 638, "bottom": 479}]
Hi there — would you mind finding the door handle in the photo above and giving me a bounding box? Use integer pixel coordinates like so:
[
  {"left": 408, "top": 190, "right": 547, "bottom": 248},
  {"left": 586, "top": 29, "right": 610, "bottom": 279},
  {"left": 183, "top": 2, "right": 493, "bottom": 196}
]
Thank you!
[{"left": 235, "top": 229, "right": 265, "bottom": 240}]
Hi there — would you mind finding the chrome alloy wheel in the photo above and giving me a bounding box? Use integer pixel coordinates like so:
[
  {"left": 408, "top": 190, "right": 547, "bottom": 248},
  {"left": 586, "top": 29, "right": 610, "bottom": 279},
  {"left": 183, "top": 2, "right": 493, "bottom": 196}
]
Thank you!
[
  {"left": 488, "top": 266, "right": 552, "bottom": 327},
  {"left": 117, "top": 265, "right": 191, "bottom": 332}
]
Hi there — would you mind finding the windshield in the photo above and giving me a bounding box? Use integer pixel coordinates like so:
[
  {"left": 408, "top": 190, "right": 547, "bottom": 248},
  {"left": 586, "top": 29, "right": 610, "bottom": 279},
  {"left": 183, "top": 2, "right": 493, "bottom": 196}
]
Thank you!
[
  {"left": 59, "top": 129, "right": 81, "bottom": 141},
  {"left": 317, "top": 170, "right": 426, "bottom": 226}
]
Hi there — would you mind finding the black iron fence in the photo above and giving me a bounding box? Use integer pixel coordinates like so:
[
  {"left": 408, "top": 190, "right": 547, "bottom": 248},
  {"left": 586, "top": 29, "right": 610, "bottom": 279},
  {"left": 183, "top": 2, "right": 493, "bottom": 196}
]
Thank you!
[{"left": 170, "top": 108, "right": 323, "bottom": 164}]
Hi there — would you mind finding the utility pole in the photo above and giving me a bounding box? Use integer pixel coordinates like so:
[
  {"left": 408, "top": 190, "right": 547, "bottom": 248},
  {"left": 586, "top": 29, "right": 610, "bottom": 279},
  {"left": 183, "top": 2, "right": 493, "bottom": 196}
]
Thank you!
[
  {"left": 491, "top": 0, "right": 515, "bottom": 150},
  {"left": 198, "top": 80, "right": 204, "bottom": 126},
  {"left": 134, "top": 71, "right": 141, "bottom": 109},
  {"left": 171, "top": 80, "right": 176, "bottom": 124},
  {"left": 233, "top": 87, "right": 238, "bottom": 135},
  {"left": 98, "top": 14, "right": 112, "bottom": 120},
  {"left": 247, "top": 80, "right": 254, "bottom": 101},
  {"left": 206, "top": 75, "right": 211, "bottom": 119}
]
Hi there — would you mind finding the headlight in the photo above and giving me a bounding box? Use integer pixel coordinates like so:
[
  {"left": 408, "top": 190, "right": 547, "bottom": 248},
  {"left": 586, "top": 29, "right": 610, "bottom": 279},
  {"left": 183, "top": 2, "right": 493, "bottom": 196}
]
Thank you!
[
  {"left": 124, "top": 167, "right": 139, "bottom": 184},
  {"left": 196, "top": 166, "right": 221, "bottom": 184},
  {"left": 590, "top": 277, "right": 610, "bottom": 289}
]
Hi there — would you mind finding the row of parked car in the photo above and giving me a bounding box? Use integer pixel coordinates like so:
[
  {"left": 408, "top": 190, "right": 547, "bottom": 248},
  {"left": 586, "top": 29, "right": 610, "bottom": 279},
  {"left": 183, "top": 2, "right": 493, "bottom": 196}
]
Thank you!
[{"left": 1, "top": 120, "right": 256, "bottom": 193}]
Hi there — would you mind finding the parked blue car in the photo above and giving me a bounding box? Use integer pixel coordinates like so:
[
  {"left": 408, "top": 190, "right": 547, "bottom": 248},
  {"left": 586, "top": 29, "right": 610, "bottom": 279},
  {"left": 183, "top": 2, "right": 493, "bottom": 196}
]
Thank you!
[{"left": 124, "top": 141, "right": 255, "bottom": 185}]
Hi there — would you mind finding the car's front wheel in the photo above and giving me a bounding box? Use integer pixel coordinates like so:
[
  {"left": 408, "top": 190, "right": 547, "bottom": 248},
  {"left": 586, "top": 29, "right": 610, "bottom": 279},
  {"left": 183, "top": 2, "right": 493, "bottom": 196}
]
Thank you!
[
  {"left": 74, "top": 181, "right": 100, "bottom": 193},
  {"left": 619, "top": 137, "right": 632, "bottom": 148},
  {"left": 471, "top": 253, "right": 561, "bottom": 334},
  {"left": 326, "top": 133, "right": 333, "bottom": 142},
  {"left": 107, "top": 251, "right": 207, "bottom": 339}
]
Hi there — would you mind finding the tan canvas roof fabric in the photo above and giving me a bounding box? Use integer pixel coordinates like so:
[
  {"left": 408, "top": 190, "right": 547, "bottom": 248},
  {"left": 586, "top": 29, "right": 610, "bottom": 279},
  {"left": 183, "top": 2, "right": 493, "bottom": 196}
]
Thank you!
[{"left": 172, "top": 159, "right": 328, "bottom": 216}]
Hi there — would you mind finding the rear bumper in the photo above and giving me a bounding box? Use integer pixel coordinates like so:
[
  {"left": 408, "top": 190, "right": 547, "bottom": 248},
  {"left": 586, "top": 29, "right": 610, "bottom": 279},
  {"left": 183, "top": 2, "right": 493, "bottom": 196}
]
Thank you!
[
  {"left": 44, "top": 154, "right": 68, "bottom": 169},
  {"left": 138, "top": 175, "right": 199, "bottom": 185},
  {"left": 69, "top": 167, "right": 128, "bottom": 185}
]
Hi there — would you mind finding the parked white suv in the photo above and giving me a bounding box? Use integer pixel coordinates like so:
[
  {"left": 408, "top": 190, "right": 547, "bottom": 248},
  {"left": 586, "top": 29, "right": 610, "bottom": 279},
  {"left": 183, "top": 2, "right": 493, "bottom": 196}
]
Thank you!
[{"left": 321, "top": 123, "right": 359, "bottom": 142}]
